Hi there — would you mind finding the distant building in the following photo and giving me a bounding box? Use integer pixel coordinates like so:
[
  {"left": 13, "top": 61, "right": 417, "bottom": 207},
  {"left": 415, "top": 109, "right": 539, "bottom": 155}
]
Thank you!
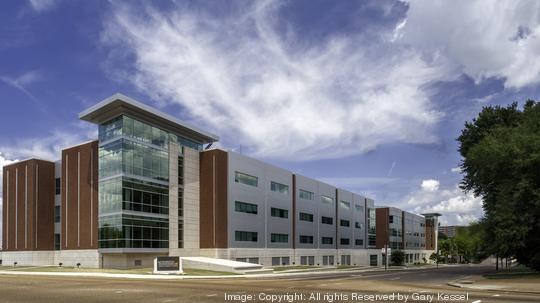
[
  {"left": 375, "top": 207, "right": 440, "bottom": 263},
  {"left": 438, "top": 225, "right": 466, "bottom": 238}
]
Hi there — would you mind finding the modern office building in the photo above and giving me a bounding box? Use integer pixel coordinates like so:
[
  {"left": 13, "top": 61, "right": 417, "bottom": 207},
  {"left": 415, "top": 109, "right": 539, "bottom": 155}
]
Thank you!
[
  {"left": 1, "top": 93, "right": 437, "bottom": 268},
  {"left": 375, "top": 207, "right": 440, "bottom": 263}
]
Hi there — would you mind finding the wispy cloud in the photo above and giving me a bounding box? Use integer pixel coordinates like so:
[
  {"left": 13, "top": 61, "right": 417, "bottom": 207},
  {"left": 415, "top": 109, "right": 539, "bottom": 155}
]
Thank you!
[
  {"left": 102, "top": 1, "right": 452, "bottom": 161},
  {"left": 28, "top": 0, "right": 58, "bottom": 12},
  {"left": 0, "top": 70, "right": 41, "bottom": 101},
  {"left": 0, "top": 122, "right": 97, "bottom": 161}
]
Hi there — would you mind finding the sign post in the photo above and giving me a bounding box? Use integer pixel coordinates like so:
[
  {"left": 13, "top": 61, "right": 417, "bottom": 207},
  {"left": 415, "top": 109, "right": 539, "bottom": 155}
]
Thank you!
[
  {"left": 381, "top": 245, "right": 391, "bottom": 271},
  {"left": 153, "top": 256, "right": 183, "bottom": 275}
]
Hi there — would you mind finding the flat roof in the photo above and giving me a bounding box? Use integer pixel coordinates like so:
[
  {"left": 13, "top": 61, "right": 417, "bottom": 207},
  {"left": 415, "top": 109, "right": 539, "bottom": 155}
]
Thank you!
[{"left": 79, "top": 93, "right": 219, "bottom": 144}]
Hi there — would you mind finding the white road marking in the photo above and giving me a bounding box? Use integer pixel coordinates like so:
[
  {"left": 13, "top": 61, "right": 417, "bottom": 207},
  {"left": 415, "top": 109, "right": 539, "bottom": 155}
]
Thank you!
[
  {"left": 492, "top": 294, "right": 500, "bottom": 297},
  {"left": 319, "top": 284, "right": 327, "bottom": 287},
  {"left": 206, "top": 294, "right": 217, "bottom": 297},
  {"left": 420, "top": 290, "right": 428, "bottom": 293},
  {"left": 471, "top": 300, "right": 482, "bottom": 303},
  {"left": 389, "top": 277, "right": 401, "bottom": 280}
]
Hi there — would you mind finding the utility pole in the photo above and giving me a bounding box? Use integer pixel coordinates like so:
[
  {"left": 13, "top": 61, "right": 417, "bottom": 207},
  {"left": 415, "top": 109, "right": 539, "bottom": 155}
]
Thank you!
[{"left": 436, "top": 249, "right": 439, "bottom": 268}]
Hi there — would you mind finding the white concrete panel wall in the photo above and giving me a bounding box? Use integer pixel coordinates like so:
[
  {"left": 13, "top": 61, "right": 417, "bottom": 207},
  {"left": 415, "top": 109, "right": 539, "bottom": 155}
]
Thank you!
[
  {"left": 182, "top": 147, "right": 201, "bottom": 253},
  {"left": 0, "top": 250, "right": 100, "bottom": 268}
]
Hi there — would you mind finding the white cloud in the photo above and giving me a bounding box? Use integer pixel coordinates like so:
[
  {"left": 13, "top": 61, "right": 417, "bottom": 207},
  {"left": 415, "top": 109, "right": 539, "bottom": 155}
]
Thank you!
[
  {"left": 102, "top": 2, "right": 453, "bottom": 161},
  {"left": 421, "top": 179, "right": 439, "bottom": 192},
  {"left": 400, "top": 0, "right": 540, "bottom": 88},
  {"left": 404, "top": 179, "right": 483, "bottom": 225},
  {"left": 450, "top": 167, "right": 461, "bottom": 173},
  {"left": 28, "top": 0, "right": 58, "bottom": 12},
  {"left": 0, "top": 122, "right": 97, "bottom": 161}
]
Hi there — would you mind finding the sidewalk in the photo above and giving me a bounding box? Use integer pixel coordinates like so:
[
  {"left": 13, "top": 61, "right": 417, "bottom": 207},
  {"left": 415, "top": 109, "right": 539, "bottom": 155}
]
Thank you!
[
  {"left": 448, "top": 274, "right": 540, "bottom": 294},
  {"left": 0, "top": 264, "right": 439, "bottom": 280}
]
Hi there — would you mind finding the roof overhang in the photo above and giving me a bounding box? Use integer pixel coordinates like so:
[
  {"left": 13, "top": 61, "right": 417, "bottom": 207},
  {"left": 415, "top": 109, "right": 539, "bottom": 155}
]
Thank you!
[
  {"left": 79, "top": 93, "right": 219, "bottom": 144},
  {"left": 422, "top": 212, "right": 442, "bottom": 218}
]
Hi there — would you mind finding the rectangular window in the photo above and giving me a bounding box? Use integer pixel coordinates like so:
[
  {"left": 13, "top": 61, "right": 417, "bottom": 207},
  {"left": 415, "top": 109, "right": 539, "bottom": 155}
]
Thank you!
[
  {"left": 321, "top": 195, "right": 334, "bottom": 205},
  {"left": 355, "top": 204, "right": 364, "bottom": 212},
  {"left": 54, "top": 205, "right": 61, "bottom": 223},
  {"left": 299, "top": 235, "right": 314, "bottom": 244},
  {"left": 299, "top": 212, "right": 314, "bottom": 222},
  {"left": 340, "top": 238, "right": 350, "bottom": 245},
  {"left": 321, "top": 216, "right": 333, "bottom": 225},
  {"left": 321, "top": 237, "right": 333, "bottom": 245},
  {"left": 298, "top": 189, "right": 314, "bottom": 200},
  {"left": 340, "top": 219, "right": 350, "bottom": 227},
  {"left": 54, "top": 234, "right": 61, "bottom": 250},
  {"left": 389, "top": 215, "right": 394, "bottom": 223},
  {"left": 370, "top": 255, "right": 378, "bottom": 266},
  {"left": 340, "top": 200, "right": 350, "bottom": 209},
  {"left": 235, "top": 231, "right": 258, "bottom": 242},
  {"left": 270, "top": 181, "right": 289, "bottom": 194},
  {"left": 368, "top": 235, "right": 376, "bottom": 247},
  {"left": 271, "top": 233, "right": 288, "bottom": 243},
  {"left": 55, "top": 178, "right": 61, "bottom": 195},
  {"left": 270, "top": 207, "right": 288, "bottom": 218},
  {"left": 355, "top": 222, "right": 363, "bottom": 229},
  {"left": 234, "top": 171, "right": 258, "bottom": 187},
  {"left": 355, "top": 239, "right": 364, "bottom": 246},
  {"left": 235, "top": 201, "right": 258, "bottom": 214}
]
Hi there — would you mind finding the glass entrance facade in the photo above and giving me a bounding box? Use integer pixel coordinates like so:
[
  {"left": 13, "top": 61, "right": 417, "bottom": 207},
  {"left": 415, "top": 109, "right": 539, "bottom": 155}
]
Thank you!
[{"left": 97, "top": 115, "right": 191, "bottom": 249}]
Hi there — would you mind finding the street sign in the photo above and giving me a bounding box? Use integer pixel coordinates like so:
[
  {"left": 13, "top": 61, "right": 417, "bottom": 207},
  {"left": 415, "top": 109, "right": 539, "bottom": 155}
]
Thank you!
[
  {"left": 153, "top": 256, "right": 183, "bottom": 274},
  {"left": 381, "top": 248, "right": 391, "bottom": 255}
]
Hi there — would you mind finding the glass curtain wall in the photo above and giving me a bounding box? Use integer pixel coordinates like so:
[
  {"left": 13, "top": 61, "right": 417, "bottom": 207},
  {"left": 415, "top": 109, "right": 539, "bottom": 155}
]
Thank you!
[{"left": 98, "top": 115, "right": 189, "bottom": 249}]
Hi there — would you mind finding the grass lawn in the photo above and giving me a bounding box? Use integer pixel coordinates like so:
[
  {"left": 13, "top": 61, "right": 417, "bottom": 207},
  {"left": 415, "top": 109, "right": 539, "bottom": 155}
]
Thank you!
[
  {"left": 272, "top": 265, "right": 319, "bottom": 272},
  {"left": 484, "top": 266, "right": 540, "bottom": 279},
  {"left": 0, "top": 266, "right": 235, "bottom": 276}
]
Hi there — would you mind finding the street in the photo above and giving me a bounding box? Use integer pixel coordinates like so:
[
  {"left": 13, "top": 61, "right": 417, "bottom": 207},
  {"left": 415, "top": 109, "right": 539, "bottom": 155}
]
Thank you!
[{"left": 0, "top": 265, "right": 538, "bottom": 303}]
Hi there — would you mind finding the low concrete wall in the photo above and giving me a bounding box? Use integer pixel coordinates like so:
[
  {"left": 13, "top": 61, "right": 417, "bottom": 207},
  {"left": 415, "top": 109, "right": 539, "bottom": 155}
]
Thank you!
[{"left": 0, "top": 250, "right": 100, "bottom": 268}]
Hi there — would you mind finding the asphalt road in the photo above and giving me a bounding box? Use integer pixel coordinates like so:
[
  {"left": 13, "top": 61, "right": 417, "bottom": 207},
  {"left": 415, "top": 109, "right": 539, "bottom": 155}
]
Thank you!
[{"left": 0, "top": 265, "right": 538, "bottom": 303}]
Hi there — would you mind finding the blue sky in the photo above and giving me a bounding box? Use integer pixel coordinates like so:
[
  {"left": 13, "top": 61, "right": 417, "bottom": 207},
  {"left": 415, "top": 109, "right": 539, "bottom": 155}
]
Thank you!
[{"left": 1, "top": 0, "right": 540, "bottom": 227}]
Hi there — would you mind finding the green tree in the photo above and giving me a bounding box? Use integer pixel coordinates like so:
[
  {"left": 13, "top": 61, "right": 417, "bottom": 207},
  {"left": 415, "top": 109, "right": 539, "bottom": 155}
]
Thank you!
[
  {"left": 390, "top": 250, "right": 405, "bottom": 266},
  {"left": 458, "top": 101, "right": 540, "bottom": 271}
]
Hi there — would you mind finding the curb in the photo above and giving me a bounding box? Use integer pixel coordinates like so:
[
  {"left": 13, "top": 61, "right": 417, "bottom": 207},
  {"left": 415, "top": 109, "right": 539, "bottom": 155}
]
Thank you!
[{"left": 446, "top": 281, "right": 540, "bottom": 295}]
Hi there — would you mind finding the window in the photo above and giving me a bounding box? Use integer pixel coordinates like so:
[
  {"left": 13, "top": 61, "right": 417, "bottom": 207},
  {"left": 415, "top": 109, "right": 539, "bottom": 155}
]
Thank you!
[
  {"left": 299, "top": 235, "right": 314, "bottom": 244},
  {"left": 355, "top": 222, "right": 363, "bottom": 229},
  {"left": 235, "top": 201, "right": 258, "bottom": 214},
  {"left": 340, "top": 238, "right": 350, "bottom": 245},
  {"left": 55, "top": 178, "right": 61, "bottom": 195},
  {"left": 321, "top": 195, "right": 334, "bottom": 205},
  {"left": 368, "top": 235, "right": 376, "bottom": 247},
  {"left": 370, "top": 255, "right": 378, "bottom": 266},
  {"left": 340, "top": 200, "right": 350, "bottom": 209},
  {"left": 270, "top": 207, "right": 288, "bottom": 218},
  {"left": 389, "top": 215, "right": 394, "bottom": 223},
  {"left": 271, "top": 233, "right": 288, "bottom": 243},
  {"left": 54, "top": 206, "right": 61, "bottom": 223},
  {"left": 298, "top": 189, "right": 314, "bottom": 200},
  {"left": 234, "top": 171, "right": 258, "bottom": 187},
  {"left": 54, "top": 234, "right": 60, "bottom": 250},
  {"left": 321, "top": 216, "right": 333, "bottom": 225},
  {"left": 355, "top": 239, "right": 364, "bottom": 246},
  {"left": 355, "top": 204, "right": 364, "bottom": 212},
  {"left": 270, "top": 181, "right": 289, "bottom": 194},
  {"left": 235, "top": 231, "right": 258, "bottom": 242},
  {"left": 321, "top": 237, "right": 333, "bottom": 245},
  {"left": 340, "top": 219, "right": 350, "bottom": 227},
  {"left": 299, "top": 212, "right": 313, "bottom": 222}
]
